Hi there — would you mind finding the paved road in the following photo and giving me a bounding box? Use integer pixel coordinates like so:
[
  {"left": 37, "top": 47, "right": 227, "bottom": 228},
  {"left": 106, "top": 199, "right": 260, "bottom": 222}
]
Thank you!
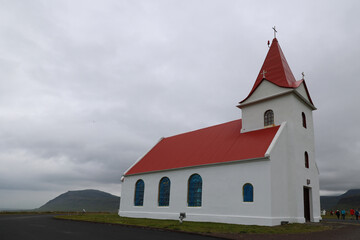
[{"left": 0, "top": 214, "right": 220, "bottom": 240}]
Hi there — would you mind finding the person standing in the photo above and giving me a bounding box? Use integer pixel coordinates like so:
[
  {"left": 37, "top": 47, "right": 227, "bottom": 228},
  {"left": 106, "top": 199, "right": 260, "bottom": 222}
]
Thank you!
[
  {"left": 355, "top": 210, "right": 359, "bottom": 221},
  {"left": 350, "top": 209, "right": 355, "bottom": 220},
  {"left": 336, "top": 210, "right": 340, "bottom": 219},
  {"left": 341, "top": 209, "right": 346, "bottom": 220}
]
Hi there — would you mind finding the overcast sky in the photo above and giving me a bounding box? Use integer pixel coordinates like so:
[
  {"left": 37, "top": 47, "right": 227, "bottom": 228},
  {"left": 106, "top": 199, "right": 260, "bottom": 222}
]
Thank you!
[{"left": 0, "top": 0, "right": 359, "bottom": 209}]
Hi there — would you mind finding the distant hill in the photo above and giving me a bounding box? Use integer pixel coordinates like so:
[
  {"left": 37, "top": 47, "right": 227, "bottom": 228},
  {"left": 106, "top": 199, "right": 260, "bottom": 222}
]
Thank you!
[
  {"left": 321, "top": 189, "right": 360, "bottom": 210},
  {"left": 37, "top": 189, "right": 120, "bottom": 212}
]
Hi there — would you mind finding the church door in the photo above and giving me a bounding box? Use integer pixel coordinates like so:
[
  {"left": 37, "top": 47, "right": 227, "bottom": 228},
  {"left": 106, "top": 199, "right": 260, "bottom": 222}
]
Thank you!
[{"left": 303, "top": 187, "right": 311, "bottom": 222}]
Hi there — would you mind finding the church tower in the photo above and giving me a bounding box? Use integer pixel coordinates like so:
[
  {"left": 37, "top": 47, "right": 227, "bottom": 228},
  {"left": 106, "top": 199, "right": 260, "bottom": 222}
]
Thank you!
[{"left": 238, "top": 38, "right": 320, "bottom": 223}]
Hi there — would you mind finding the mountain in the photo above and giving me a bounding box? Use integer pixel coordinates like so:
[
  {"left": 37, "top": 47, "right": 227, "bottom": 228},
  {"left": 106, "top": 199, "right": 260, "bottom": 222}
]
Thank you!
[
  {"left": 320, "top": 195, "right": 341, "bottom": 210},
  {"left": 37, "top": 189, "right": 120, "bottom": 212},
  {"left": 321, "top": 189, "right": 360, "bottom": 210}
]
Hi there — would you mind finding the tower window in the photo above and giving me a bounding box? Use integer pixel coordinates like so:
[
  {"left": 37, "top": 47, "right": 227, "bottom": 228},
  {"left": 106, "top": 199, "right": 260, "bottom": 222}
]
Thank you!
[
  {"left": 264, "top": 110, "right": 274, "bottom": 127},
  {"left": 305, "top": 152, "right": 309, "bottom": 168},
  {"left": 302, "top": 112, "right": 307, "bottom": 128}
]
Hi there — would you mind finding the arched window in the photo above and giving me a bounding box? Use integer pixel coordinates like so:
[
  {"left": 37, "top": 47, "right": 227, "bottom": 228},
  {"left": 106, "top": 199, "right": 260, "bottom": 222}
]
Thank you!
[
  {"left": 302, "top": 112, "right": 307, "bottom": 128},
  {"left": 243, "top": 183, "right": 254, "bottom": 202},
  {"left": 188, "top": 174, "right": 202, "bottom": 207},
  {"left": 158, "top": 177, "right": 171, "bottom": 206},
  {"left": 305, "top": 152, "right": 309, "bottom": 168},
  {"left": 134, "top": 179, "right": 144, "bottom": 206},
  {"left": 264, "top": 110, "right": 274, "bottom": 127}
]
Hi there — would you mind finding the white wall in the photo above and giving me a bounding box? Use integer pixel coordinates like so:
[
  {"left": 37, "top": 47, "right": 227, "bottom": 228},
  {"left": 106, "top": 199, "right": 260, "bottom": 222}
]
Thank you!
[
  {"left": 244, "top": 80, "right": 292, "bottom": 104},
  {"left": 119, "top": 159, "right": 278, "bottom": 226}
]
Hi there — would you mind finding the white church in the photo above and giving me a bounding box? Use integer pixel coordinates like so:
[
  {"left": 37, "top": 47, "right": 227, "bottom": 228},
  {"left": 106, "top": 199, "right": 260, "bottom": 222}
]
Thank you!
[{"left": 119, "top": 37, "right": 321, "bottom": 226}]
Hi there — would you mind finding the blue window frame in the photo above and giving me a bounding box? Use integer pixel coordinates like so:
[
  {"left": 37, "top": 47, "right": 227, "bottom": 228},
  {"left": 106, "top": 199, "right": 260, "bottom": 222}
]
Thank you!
[
  {"left": 243, "top": 183, "right": 254, "bottom": 202},
  {"left": 134, "top": 179, "right": 144, "bottom": 206},
  {"left": 188, "top": 174, "right": 202, "bottom": 207},
  {"left": 158, "top": 177, "right": 171, "bottom": 206}
]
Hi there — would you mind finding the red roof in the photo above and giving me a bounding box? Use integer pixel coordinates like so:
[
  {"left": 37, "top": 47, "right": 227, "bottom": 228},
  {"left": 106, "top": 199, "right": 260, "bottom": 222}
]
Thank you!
[
  {"left": 125, "top": 119, "right": 279, "bottom": 175},
  {"left": 241, "top": 38, "right": 309, "bottom": 103}
]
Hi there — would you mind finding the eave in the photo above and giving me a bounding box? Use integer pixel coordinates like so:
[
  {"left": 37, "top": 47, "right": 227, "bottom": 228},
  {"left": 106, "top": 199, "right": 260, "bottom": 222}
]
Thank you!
[
  {"left": 124, "top": 156, "right": 270, "bottom": 177},
  {"left": 237, "top": 89, "right": 317, "bottom": 111}
]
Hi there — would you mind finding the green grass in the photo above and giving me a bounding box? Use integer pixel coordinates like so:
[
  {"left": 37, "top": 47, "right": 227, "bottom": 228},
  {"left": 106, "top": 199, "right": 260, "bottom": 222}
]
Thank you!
[
  {"left": 321, "top": 214, "right": 338, "bottom": 219},
  {"left": 322, "top": 213, "right": 356, "bottom": 220},
  {"left": 55, "top": 213, "right": 331, "bottom": 235}
]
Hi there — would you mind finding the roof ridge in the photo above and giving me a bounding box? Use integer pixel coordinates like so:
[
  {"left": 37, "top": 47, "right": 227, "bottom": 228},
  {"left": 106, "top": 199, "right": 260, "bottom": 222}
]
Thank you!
[{"left": 164, "top": 119, "right": 242, "bottom": 139}]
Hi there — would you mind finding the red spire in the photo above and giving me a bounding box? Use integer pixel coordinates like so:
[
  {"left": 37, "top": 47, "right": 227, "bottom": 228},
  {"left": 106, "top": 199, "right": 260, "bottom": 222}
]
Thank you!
[{"left": 241, "top": 38, "right": 302, "bottom": 103}]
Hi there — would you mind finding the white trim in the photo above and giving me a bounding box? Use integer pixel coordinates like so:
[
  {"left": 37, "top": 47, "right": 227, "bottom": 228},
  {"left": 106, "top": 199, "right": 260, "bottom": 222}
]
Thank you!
[
  {"left": 239, "top": 89, "right": 316, "bottom": 111},
  {"left": 315, "top": 160, "right": 320, "bottom": 175},
  {"left": 238, "top": 90, "right": 293, "bottom": 108},
  {"left": 293, "top": 90, "right": 317, "bottom": 110},
  {"left": 265, "top": 121, "right": 286, "bottom": 158},
  {"left": 123, "top": 137, "right": 164, "bottom": 175}
]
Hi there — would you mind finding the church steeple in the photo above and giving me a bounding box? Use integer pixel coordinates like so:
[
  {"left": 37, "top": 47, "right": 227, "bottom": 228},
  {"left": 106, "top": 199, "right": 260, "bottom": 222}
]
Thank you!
[
  {"left": 241, "top": 38, "right": 302, "bottom": 103},
  {"left": 238, "top": 37, "right": 316, "bottom": 133}
]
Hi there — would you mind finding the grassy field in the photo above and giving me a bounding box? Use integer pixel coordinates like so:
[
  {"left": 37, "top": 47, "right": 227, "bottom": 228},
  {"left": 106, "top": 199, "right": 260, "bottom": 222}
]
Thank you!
[
  {"left": 0, "top": 211, "right": 56, "bottom": 215},
  {"left": 322, "top": 213, "right": 358, "bottom": 220},
  {"left": 321, "top": 214, "right": 338, "bottom": 219},
  {"left": 55, "top": 213, "right": 331, "bottom": 235}
]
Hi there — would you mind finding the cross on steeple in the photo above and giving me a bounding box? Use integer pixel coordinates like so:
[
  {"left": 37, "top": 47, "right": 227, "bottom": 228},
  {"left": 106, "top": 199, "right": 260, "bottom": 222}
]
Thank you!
[
  {"left": 261, "top": 70, "right": 267, "bottom": 79},
  {"left": 272, "top": 26, "right": 277, "bottom": 38},
  {"left": 302, "top": 72, "right": 305, "bottom": 80}
]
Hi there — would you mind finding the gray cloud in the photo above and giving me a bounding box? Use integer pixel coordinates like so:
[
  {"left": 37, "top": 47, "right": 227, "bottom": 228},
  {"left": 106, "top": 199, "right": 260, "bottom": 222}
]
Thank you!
[{"left": 0, "top": 0, "right": 359, "bottom": 208}]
